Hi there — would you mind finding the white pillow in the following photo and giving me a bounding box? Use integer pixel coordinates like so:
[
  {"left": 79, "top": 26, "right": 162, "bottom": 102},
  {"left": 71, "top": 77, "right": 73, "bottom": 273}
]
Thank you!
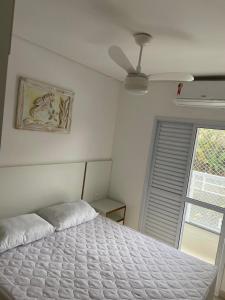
[
  {"left": 37, "top": 200, "right": 98, "bottom": 231},
  {"left": 0, "top": 213, "right": 54, "bottom": 253}
]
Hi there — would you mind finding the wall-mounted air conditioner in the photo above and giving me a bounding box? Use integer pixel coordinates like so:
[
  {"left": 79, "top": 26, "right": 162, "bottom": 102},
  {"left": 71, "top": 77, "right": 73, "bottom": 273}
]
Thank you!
[{"left": 174, "top": 81, "right": 225, "bottom": 108}]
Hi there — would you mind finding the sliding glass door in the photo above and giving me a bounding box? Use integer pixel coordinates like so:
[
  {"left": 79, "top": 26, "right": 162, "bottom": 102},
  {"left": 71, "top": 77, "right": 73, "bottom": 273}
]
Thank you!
[{"left": 179, "top": 127, "right": 225, "bottom": 294}]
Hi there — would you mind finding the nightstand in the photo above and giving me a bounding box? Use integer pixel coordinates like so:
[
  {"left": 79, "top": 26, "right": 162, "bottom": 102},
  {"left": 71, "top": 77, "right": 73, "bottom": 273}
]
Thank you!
[{"left": 91, "top": 198, "right": 126, "bottom": 224}]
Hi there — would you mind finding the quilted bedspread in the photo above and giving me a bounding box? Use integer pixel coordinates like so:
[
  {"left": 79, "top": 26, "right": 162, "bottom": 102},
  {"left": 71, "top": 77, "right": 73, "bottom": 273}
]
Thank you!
[{"left": 0, "top": 215, "right": 217, "bottom": 300}]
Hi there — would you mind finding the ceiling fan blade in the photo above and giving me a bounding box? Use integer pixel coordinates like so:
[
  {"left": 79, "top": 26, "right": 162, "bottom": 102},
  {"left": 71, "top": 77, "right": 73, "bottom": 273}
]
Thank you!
[
  {"left": 149, "top": 73, "right": 194, "bottom": 82},
  {"left": 109, "top": 46, "right": 135, "bottom": 73}
]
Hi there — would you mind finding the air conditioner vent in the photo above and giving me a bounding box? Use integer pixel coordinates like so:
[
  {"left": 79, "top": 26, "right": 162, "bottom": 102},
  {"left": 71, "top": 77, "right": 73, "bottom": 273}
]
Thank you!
[{"left": 174, "top": 81, "right": 225, "bottom": 108}]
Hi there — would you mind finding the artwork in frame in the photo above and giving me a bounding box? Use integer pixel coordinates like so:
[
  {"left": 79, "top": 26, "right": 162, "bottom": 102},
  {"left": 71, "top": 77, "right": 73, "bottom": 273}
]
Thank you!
[{"left": 16, "top": 77, "right": 74, "bottom": 133}]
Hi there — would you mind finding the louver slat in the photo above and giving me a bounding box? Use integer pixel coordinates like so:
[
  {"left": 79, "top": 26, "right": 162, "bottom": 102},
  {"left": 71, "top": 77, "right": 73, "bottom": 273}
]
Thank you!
[
  {"left": 145, "top": 226, "right": 175, "bottom": 246},
  {"left": 142, "top": 121, "right": 193, "bottom": 248}
]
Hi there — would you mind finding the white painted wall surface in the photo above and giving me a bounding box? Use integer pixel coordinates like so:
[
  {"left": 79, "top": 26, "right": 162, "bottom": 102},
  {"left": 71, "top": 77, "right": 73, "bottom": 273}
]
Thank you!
[{"left": 0, "top": 36, "right": 120, "bottom": 165}]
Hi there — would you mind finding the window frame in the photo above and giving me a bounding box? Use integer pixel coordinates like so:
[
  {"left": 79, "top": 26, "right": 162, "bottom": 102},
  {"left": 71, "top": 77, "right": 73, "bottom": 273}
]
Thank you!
[{"left": 180, "top": 125, "right": 225, "bottom": 234}]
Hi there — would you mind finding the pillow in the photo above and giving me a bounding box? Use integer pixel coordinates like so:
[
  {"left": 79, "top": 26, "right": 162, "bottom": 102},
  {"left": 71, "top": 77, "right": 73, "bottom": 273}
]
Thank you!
[
  {"left": 37, "top": 200, "right": 98, "bottom": 231},
  {"left": 0, "top": 213, "right": 54, "bottom": 253}
]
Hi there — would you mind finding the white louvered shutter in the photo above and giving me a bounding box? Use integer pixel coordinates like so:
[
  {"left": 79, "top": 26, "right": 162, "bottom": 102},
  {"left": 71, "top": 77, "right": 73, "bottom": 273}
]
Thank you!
[{"left": 142, "top": 121, "right": 194, "bottom": 248}]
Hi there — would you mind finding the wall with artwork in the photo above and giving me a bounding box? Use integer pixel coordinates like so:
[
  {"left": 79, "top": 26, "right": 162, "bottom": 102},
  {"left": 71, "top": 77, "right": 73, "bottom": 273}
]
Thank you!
[{"left": 0, "top": 36, "right": 120, "bottom": 165}]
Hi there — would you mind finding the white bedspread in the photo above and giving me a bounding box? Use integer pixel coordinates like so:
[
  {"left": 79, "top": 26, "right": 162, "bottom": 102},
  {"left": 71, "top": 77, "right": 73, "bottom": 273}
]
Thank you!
[{"left": 0, "top": 216, "right": 217, "bottom": 299}]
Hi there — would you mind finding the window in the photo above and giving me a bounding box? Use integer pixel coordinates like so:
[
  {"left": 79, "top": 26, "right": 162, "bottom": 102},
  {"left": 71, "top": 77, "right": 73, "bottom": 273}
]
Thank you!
[
  {"left": 186, "top": 128, "right": 225, "bottom": 233},
  {"left": 141, "top": 119, "right": 225, "bottom": 273},
  {"left": 179, "top": 127, "right": 225, "bottom": 266},
  {"left": 186, "top": 202, "right": 222, "bottom": 233}
]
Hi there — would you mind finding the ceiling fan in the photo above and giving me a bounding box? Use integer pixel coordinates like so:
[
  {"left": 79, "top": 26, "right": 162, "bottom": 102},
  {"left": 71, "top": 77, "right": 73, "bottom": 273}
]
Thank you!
[{"left": 109, "top": 32, "right": 194, "bottom": 95}]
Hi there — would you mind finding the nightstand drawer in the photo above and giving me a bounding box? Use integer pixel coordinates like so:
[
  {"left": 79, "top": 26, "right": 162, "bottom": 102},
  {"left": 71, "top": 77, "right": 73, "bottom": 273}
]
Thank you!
[
  {"left": 106, "top": 208, "right": 126, "bottom": 223},
  {"left": 91, "top": 198, "right": 126, "bottom": 224}
]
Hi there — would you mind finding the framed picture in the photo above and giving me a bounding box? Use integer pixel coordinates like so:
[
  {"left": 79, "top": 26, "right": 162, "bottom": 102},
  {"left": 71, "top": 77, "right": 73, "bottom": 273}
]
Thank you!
[{"left": 16, "top": 77, "right": 74, "bottom": 133}]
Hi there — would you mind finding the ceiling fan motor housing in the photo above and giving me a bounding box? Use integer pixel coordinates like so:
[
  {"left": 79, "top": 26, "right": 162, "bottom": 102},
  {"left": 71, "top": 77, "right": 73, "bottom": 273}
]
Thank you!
[
  {"left": 125, "top": 73, "right": 149, "bottom": 95},
  {"left": 134, "top": 32, "right": 152, "bottom": 46}
]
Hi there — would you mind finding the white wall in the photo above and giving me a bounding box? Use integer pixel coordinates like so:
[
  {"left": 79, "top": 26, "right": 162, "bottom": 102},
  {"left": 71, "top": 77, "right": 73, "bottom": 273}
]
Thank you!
[
  {"left": 0, "top": 36, "right": 120, "bottom": 165},
  {"left": 109, "top": 83, "right": 225, "bottom": 230}
]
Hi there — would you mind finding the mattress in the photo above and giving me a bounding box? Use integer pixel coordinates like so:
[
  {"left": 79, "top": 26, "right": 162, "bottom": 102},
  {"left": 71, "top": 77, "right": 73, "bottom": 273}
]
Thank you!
[{"left": 0, "top": 215, "right": 217, "bottom": 300}]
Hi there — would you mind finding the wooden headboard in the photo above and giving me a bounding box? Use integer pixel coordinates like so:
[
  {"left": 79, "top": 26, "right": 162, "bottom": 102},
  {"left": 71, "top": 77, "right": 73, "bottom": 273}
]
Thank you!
[
  {"left": 0, "top": 162, "right": 85, "bottom": 219},
  {"left": 0, "top": 159, "right": 112, "bottom": 219}
]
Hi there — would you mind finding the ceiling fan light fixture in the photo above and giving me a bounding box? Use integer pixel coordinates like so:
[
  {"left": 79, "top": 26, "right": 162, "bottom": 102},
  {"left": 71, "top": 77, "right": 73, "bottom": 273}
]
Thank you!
[{"left": 124, "top": 74, "right": 149, "bottom": 95}]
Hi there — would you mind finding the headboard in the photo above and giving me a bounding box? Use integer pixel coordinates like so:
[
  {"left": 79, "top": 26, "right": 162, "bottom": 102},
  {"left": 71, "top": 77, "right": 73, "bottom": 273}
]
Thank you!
[
  {"left": 82, "top": 160, "right": 112, "bottom": 202},
  {"left": 0, "top": 162, "right": 85, "bottom": 219}
]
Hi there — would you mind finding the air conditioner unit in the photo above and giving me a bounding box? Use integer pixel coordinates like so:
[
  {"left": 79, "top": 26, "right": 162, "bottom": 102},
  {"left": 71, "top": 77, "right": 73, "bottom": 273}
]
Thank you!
[{"left": 174, "top": 81, "right": 225, "bottom": 108}]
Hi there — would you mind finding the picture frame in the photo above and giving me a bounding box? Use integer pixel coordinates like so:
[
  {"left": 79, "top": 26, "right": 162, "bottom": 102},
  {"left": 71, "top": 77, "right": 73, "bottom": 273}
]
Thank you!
[{"left": 16, "top": 77, "right": 74, "bottom": 133}]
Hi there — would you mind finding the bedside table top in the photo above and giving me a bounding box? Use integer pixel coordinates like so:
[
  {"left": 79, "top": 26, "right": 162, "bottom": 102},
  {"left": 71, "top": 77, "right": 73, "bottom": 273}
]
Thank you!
[{"left": 91, "top": 198, "right": 125, "bottom": 214}]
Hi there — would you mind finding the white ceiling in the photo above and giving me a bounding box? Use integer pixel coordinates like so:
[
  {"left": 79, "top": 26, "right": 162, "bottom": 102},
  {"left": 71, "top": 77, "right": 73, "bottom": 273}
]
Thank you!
[{"left": 14, "top": 0, "right": 225, "bottom": 81}]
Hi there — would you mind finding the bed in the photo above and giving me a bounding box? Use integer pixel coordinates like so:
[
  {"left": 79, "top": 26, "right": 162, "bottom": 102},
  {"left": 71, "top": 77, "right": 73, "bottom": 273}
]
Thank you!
[{"left": 0, "top": 215, "right": 217, "bottom": 300}]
